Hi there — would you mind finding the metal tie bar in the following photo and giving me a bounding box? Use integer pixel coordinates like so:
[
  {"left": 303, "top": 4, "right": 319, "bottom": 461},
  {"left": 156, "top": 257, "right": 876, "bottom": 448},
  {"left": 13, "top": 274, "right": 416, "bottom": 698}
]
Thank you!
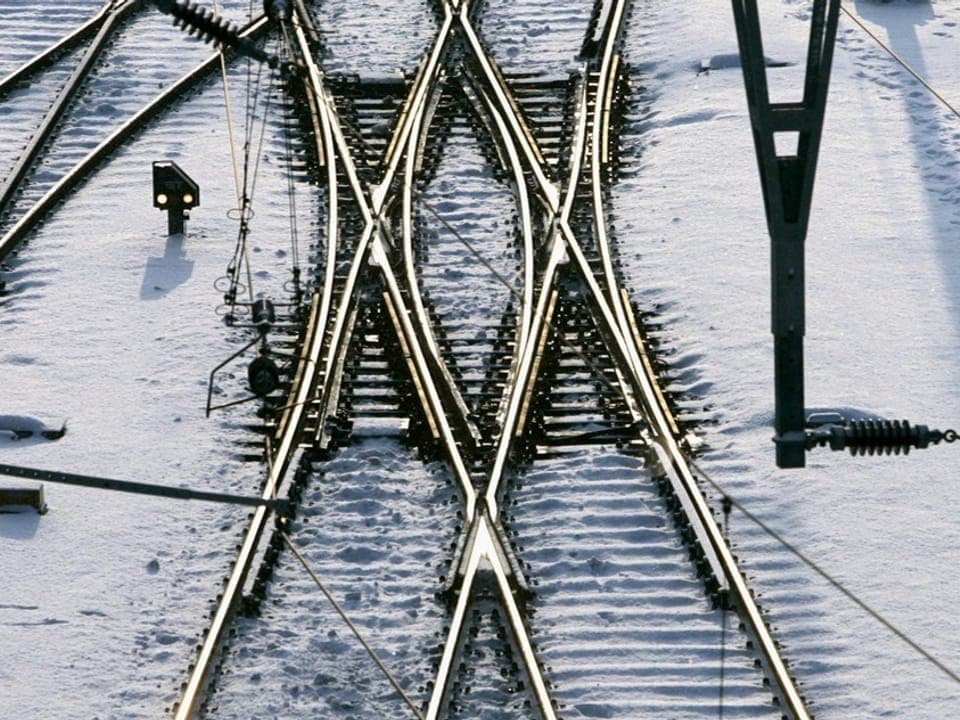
[{"left": 0, "top": 463, "right": 291, "bottom": 513}]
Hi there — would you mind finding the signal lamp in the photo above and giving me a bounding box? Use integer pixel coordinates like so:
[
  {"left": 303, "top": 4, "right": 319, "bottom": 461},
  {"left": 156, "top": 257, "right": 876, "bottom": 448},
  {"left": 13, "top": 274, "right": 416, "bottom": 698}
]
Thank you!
[{"left": 152, "top": 161, "right": 199, "bottom": 235}]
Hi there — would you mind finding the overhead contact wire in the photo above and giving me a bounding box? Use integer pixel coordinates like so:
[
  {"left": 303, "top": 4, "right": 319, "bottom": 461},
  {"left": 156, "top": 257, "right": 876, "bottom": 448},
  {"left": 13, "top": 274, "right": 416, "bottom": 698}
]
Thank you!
[
  {"left": 236, "top": 26, "right": 271, "bottom": 303},
  {"left": 840, "top": 3, "right": 960, "bottom": 121},
  {"left": 213, "top": 0, "right": 244, "bottom": 205}
]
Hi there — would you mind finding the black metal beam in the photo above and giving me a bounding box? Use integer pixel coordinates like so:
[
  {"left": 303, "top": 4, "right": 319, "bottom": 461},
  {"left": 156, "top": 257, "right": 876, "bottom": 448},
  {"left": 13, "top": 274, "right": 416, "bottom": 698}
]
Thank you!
[
  {"left": 732, "top": 0, "right": 840, "bottom": 467},
  {"left": 0, "top": 463, "right": 290, "bottom": 513}
]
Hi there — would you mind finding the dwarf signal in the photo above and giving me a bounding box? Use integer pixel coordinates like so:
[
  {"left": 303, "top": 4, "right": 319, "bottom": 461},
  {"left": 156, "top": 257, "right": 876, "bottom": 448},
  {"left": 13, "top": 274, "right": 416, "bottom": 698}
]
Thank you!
[{"left": 152, "top": 161, "right": 199, "bottom": 235}]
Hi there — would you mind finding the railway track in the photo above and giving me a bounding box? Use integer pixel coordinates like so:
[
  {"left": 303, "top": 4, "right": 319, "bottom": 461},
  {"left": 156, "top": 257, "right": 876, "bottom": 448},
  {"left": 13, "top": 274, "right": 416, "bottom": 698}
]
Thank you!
[
  {"left": 0, "top": 0, "right": 272, "bottom": 263},
  {"left": 0, "top": 1, "right": 815, "bottom": 718},
  {"left": 170, "top": 1, "right": 813, "bottom": 719}
]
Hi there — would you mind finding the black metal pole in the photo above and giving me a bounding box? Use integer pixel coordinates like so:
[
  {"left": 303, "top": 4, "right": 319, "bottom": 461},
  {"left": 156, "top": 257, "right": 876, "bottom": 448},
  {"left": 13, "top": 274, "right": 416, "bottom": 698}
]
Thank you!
[
  {"left": 167, "top": 202, "right": 185, "bottom": 235},
  {"left": 732, "top": 0, "right": 840, "bottom": 467}
]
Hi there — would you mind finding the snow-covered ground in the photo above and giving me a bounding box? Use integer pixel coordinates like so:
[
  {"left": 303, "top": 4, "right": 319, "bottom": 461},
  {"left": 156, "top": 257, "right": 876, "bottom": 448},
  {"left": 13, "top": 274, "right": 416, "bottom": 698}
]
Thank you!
[
  {"left": 1, "top": 0, "right": 958, "bottom": 718},
  {"left": 615, "top": 1, "right": 960, "bottom": 716},
  {"left": 0, "top": 2, "right": 306, "bottom": 717}
]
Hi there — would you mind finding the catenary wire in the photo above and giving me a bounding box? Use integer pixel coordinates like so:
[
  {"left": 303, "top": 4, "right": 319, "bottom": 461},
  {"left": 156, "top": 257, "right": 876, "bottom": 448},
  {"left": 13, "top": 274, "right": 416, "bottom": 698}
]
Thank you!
[
  {"left": 687, "top": 455, "right": 960, "bottom": 686},
  {"left": 840, "top": 2, "right": 960, "bottom": 122},
  {"left": 213, "top": 0, "right": 244, "bottom": 206}
]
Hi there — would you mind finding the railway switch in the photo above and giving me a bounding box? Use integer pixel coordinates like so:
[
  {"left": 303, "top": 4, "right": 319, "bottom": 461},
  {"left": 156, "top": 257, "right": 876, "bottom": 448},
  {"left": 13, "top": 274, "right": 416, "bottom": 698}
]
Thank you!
[{"left": 153, "top": 161, "right": 199, "bottom": 235}]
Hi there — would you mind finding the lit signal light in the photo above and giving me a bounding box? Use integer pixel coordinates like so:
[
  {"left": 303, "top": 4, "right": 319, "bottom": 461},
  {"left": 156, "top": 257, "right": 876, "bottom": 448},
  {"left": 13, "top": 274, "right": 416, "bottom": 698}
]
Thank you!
[{"left": 152, "top": 161, "right": 199, "bottom": 235}]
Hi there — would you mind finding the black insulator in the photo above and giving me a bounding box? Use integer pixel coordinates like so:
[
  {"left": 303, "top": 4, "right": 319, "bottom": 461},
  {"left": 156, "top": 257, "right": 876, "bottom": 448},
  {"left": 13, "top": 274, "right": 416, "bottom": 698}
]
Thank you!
[
  {"left": 154, "top": 0, "right": 279, "bottom": 68},
  {"left": 264, "top": 0, "right": 291, "bottom": 20},
  {"left": 248, "top": 355, "right": 280, "bottom": 397},
  {"left": 252, "top": 298, "right": 275, "bottom": 334},
  {"left": 812, "top": 418, "right": 952, "bottom": 456}
]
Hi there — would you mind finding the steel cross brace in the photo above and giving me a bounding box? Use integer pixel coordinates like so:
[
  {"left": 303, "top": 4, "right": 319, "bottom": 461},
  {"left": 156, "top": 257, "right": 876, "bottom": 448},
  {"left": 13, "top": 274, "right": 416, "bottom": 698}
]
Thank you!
[{"left": 732, "top": 0, "right": 840, "bottom": 467}]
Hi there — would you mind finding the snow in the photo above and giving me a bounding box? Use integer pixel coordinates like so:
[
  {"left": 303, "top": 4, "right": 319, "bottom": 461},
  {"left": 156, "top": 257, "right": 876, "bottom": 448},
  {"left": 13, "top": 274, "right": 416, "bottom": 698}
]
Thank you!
[
  {"left": 614, "top": 1, "right": 960, "bottom": 716},
  {"left": 0, "top": 3, "right": 303, "bottom": 717},
  {"left": 1, "top": 0, "right": 959, "bottom": 718}
]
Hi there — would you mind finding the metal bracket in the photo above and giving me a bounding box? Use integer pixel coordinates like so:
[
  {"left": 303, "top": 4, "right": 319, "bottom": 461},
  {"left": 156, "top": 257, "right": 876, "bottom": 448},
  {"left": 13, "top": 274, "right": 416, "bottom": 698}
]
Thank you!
[{"left": 732, "top": 0, "right": 840, "bottom": 467}]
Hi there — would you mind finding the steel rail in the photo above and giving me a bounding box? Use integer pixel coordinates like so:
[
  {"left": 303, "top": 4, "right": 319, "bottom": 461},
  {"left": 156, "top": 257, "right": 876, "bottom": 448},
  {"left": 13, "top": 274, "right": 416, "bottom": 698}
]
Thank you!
[
  {"left": 0, "top": 14, "right": 272, "bottom": 263},
  {"left": 372, "top": 231, "right": 478, "bottom": 517},
  {"left": 456, "top": 3, "right": 651, "bottom": 436},
  {"left": 580, "top": 1, "right": 812, "bottom": 716},
  {"left": 473, "top": 83, "right": 536, "bottom": 358},
  {"left": 452, "top": 0, "right": 657, "bottom": 440},
  {"left": 173, "top": 285, "right": 326, "bottom": 719},
  {"left": 471, "top": 88, "right": 646, "bottom": 720},
  {"left": 350, "top": 14, "right": 561, "bottom": 717},
  {"left": 455, "top": 2, "right": 663, "bottom": 422},
  {"left": 276, "top": 16, "right": 339, "bottom": 444},
  {"left": 0, "top": 0, "right": 140, "bottom": 218},
  {"left": 483, "top": 56, "right": 653, "bottom": 494},
  {"left": 398, "top": 73, "right": 542, "bottom": 452},
  {"left": 290, "top": 8, "right": 562, "bottom": 717},
  {"left": 290, "top": 4, "right": 479, "bottom": 520},
  {"left": 456, "top": 0, "right": 808, "bottom": 713},
  {"left": 288, "top": 17, "right": 368, "bottom": 449},
  {"left": 401, "top": 75, "right": 484, "bottom": 447},
  {"left": 487, "top": 68, "right": 629, "bottom": 509},
  {"left": 0, "top": 0, "right": 132, "bottom": 95},
  {"left": 455, "top": 0, "right": 560, "bottom": 212},
  {"left": 414, "top": 80, "right": 558, "bottom": 720},
  {"left": 172, "top": 16, "right": 325, "bottom": 720},
  {"left": 425, "top": 511, "right": 557, "bottom": 720},
  {"left": 172, "top": 3, "right": 812, "bottom": 719},
  {"left": 412, "top": 0, "right": 804, "bottom": 714},
  {"left": 371, "top": 4, "right": 455, "bottom": 211}
]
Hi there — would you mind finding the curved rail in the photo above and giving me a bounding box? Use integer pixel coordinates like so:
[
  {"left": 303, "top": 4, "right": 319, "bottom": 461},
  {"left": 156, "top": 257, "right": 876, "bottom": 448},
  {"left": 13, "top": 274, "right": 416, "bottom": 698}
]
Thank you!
[
  {"left": 172, "top": 293, "right": 325, "bottom": 720},
  {"left": 452, "top": 0, "right": 812, "bottom": 716},
  {"left": 0, "top": 0, "right": 140, "bottom": 219},
  {"left": 401, "top": 80, "right": 483, "bottom": 448},
  {"left": 0, "top": 13, "right": 272, "bottom": 263},
  {"left": 0, "top": 0, "right": 130, "bottom": 95},
  {"left": 168, "top": 1, "right": 813, "bottom": 718},
  {"left": 582, "top": 1, "right": 812, "bottom": 716},
  {"left": 408, "top": 69, "right": 557, "bottom": 720}
]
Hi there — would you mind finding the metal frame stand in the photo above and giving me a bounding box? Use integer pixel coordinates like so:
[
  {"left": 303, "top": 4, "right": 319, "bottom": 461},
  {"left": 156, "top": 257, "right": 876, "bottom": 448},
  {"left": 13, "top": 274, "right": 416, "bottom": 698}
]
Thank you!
[{"left": 732, "top": 0, "right": 840, "bottom": 467}]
